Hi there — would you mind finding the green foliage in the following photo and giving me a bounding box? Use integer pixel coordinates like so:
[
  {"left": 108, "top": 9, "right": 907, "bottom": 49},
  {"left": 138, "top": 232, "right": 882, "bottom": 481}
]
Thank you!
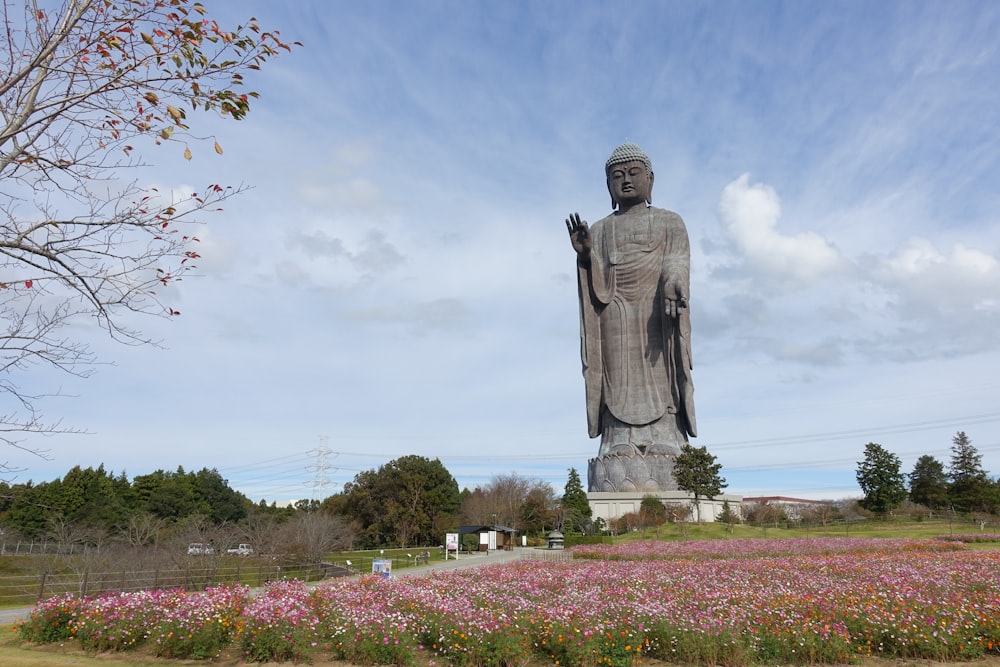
[
  {"left": 563, "top": 534, "right": 611, "bottom": 547},
  {"left": 537, "top": 621, "right": 644, "bottom": 667},
  {"left": 520, "top": 485, "right": 556, "bottom": 535},
  {"left": 74, "top": 605, "right": 155, "bottom": 653},
  {"left": 673, "top": 444, "right": 727, "bottom": 521},
  {"left": 60, "top": 464, "right": 129, "bottom": 527},
  {"left": 948, "top": 431, "right": 994, "bottom": 513},
  {"left": 13, "top": 594, "right": 83, "bottom": 644},
  {"left": 639, "top": 495, "right": 668, "bottom": 527},
  {"left": 1, "top": 479, "right": 56, "bottom": 537},
  {"left": 195, "top": 468, "right": 249, "bottom": 523},
  {"left": 339, "top": 455, "right": 460, "bottom": 548},
  {"left": 0, "top": 465, "right": 251, "bottom": 539},
  {"left": 718, "top": 499, "right": 740, "bottom": 527},
  {"left": 152, "top": 616, "right": 234, "bottom": 660},
  {"left": 856, "top": 442, "right": 908, "bottom": 515},
  {"left": 338, "top": 623, "right": 417, "bottom": 666},
  {"left": 561, "top": 467, "right": 592, "bottom": 533},
  {"left": 462, "top": 533, "right": 480, "bottom": 552},
  {"left": 909, "top": 454, "right": 949, "bottom": 509},
  {"left": 673, "top": 444, "right": 727, "bottom": 499},
  {"left": 240, "top": 617, "right": 312, "bottom": 662},
  {"left": 462, "top": 628, "right": 529, "bottom": 667}
]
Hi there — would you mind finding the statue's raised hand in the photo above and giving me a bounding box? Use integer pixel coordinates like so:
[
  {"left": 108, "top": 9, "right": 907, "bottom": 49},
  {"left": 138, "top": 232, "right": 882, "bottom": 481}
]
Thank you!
[{"left": 565, "top": 212, "right": 592, "bottom": 258}]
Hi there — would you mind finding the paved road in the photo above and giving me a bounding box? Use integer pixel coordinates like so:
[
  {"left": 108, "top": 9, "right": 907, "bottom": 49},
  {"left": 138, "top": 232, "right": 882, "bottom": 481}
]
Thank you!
[
  {"left": 400, "top": 546, "right": 534, "bottom": 576},
  {"left": 0, "top": 547, "right": 552, "bottom": 626},
  {"left": 0, "top": 602, "right": 33, "bottom": 625}
]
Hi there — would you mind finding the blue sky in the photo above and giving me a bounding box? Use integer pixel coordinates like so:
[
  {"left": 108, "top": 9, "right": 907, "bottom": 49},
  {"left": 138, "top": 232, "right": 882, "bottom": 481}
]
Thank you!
[{"left": 10, "top": 0, "right": 1000, "bottom": 503}]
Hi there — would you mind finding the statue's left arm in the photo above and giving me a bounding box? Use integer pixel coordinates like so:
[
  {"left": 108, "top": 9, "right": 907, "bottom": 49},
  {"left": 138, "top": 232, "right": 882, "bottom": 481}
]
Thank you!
[
  {"left": 660, "top": 211, "right": 692, "bottom": 323},
  {"left": 659, "top": 211, "right": 697, "bottom": 437}
]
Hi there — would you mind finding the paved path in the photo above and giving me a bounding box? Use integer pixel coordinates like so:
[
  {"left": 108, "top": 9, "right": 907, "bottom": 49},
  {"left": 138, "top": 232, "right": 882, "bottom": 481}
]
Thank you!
[
  {"left": 0, "top": 602, "right": 32, "bottom": 625},
  {"left": 400, "top": 546, "right": 533, "bottom": 576},
  {"left": 0, "top": 547, "right": 554, "bottom": 625}
]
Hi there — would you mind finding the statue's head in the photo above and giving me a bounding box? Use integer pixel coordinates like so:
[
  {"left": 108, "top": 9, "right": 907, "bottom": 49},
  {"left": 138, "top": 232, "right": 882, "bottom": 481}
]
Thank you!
[{"left": 605, "top": 142, "right": 654, "bottom": 210}]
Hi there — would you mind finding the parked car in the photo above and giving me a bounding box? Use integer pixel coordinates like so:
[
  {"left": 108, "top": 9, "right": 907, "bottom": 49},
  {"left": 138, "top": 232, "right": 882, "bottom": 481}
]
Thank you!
[
  {"left": 187, "top": 542, "right": 214, "bottom": 555},
  {"left": 226, "top": 543, "right": 253, "bottom": 556}
]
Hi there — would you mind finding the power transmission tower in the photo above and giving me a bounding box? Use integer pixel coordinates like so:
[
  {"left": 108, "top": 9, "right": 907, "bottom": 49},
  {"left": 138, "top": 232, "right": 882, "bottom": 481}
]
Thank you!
[{"left": 305, "top": 437, "right": 337, "bottom": 507}]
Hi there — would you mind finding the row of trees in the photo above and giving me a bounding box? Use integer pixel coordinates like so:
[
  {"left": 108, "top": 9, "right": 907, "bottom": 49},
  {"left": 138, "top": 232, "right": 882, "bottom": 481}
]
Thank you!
[
  {"left": 856, "top": 431, "right": 999, "bottom": 516},
  {"left": 0, "top": 464, "right": 358, "bottom": 563},
  {"left": 0, "top": 443, "right": 730, "bottom": 552},
  {"left": 0, "top": 458, "right": 582, "bottom": 552},
  {"left": 0, "top": 464, "right": 293, "bottom": 540},
  {"left": 322, "top": 456, "right": 593, "bottom": 549},
  {"left": 324, "top": 443, "right": 728, "bottom": 549}
]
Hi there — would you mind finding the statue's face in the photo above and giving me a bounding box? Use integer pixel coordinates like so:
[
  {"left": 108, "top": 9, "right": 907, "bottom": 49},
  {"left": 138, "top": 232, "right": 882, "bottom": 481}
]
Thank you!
[{"left": 607, "top": 160, "right": 652, "bottom": 208}]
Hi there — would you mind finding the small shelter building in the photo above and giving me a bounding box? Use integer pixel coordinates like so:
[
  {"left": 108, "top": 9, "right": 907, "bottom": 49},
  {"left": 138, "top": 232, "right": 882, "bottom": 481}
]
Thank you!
[{"left": 457, "top": 524, "right": 517, "bottom": 551}]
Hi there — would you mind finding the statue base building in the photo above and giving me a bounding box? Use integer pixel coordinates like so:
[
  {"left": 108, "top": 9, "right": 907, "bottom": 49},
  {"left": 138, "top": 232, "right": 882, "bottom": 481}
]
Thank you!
[
  {"left": 588, "top": 450, "right": 742, "bottom": 524},
  {"left": 588, "top": 490, "right": 743, "bottom": 524},
  {"left": 588, "top": 451, "right": 679, "bottom": 493}
]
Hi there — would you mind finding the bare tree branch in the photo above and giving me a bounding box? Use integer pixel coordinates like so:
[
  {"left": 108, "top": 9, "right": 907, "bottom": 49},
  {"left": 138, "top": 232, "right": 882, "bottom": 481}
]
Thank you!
[{"left": 0, "top": 0, "right": 298, "bottom": 470}]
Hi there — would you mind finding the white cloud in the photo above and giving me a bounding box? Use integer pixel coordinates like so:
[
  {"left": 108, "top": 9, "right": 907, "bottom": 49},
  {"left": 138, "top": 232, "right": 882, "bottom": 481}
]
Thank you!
[
  {"left": 347, "top": 297, "right": 469, "bottom": 336},
  {"left": 718, "top": 174, "right": 843, "bottom": 284},
  {"left": 871, "top": 238, "right": 1000, "bottom": 315}
]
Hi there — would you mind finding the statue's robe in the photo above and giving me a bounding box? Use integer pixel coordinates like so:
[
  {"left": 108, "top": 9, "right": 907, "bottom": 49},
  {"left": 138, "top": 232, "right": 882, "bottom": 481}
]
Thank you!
[{"left": 576, "top": 206, "right": 697, "bottom": 455}]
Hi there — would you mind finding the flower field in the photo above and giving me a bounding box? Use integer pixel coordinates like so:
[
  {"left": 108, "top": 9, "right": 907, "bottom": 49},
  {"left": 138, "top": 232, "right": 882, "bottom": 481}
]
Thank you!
[
  {"left": 13, "top": 538, "right": 1000, "bottom": 666},
  {"left": 570, "top": 536, "right": 968, "bottom": 560},
  {"left": 936, "top": 533, "right": 1000, "bottom": 544}
]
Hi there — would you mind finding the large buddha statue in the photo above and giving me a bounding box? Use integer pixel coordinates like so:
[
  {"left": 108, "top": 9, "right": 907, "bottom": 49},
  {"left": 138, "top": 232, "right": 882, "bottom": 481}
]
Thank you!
[{"left": 565, "top": 143, "right": 696, "bottom": 492}]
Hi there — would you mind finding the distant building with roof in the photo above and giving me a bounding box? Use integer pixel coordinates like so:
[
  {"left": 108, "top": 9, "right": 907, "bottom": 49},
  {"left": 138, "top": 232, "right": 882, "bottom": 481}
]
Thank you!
[{"left": 741, "top": 496, "right": 833, "bottom": 521}]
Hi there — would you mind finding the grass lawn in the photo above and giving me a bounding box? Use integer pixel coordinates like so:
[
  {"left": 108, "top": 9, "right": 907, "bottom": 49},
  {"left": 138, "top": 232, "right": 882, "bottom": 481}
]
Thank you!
[
  {"left": 0, "top": 624, "right": 165, "bottom": 667},
  {"left": 4, "top": 622, "right": 1000, "bottom": 667},
  {"left": 608, "top": 517, "right": 996, "bottom": 542}
]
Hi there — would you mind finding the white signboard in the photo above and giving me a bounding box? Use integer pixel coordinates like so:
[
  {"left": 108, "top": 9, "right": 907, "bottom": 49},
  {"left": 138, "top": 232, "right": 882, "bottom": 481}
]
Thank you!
[
  {"left": 445, "top": 532, "right": 459, "bottom": 560},
  {"left": 372, "top": 558, "right": 392, "bottom": 579}
]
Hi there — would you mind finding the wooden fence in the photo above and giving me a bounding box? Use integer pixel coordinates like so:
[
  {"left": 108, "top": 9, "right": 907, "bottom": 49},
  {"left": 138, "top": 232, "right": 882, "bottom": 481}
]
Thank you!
[{"left": 0, "top": 561, "right": 350, "bottom": 608}]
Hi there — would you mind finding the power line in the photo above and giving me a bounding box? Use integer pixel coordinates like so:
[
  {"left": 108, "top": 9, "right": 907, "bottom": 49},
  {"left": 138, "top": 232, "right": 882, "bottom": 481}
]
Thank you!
[
  {"left": 214, "top": 414, "right": 999, "bottom": 500},
  {"left": 710, "top": 412, "right": 1000, "bottom": 449}
]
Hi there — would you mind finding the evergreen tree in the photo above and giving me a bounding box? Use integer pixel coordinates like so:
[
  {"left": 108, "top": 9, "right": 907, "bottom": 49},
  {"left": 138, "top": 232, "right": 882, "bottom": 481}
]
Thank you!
[
  {"left": 673, "top": 444, "right": 727, "bottom": 522},
  {"left": 340, "top": 456, "right": 460, "bottom": 548},
  {"left": 718, "top": 499, "right": 740, "bottom": 531},
  {"left": 908, "top": 455, "right": 949, "bottom": 509},
  {"left": 0, "top": 464, "right": 254, "bottom": 538},
  {"left": 1, "top": 481, "right": 52, "bottom": 538},
  {"left": 561, "top": 468, "right": 592, "bottom": 533},
  {"left": 639, "top": 495, "right": 667, "bottom": 528},
  {"left": 60, "top": 464, "right": 128, "bottom": 528},
  {"left": 133, "top": 468, "right": 206, "bottom": 520},
  {"left": 856, "top": 442, "right": 907, "bottom": 515},
  {"left": 948, "top": 431, "right": 992, "bottom": 513},
  {"left": 193, "top": 468, "right": 249, "bottom": 524},
  {"left": 991, "top": 478, "right": 1000, "bottom": 514}
]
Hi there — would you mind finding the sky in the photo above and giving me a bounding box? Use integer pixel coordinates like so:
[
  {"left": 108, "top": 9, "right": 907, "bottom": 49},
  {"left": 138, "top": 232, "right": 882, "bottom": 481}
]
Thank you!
[{"left": 8, "top": 0, "right": 1000, "bottom": 504}]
